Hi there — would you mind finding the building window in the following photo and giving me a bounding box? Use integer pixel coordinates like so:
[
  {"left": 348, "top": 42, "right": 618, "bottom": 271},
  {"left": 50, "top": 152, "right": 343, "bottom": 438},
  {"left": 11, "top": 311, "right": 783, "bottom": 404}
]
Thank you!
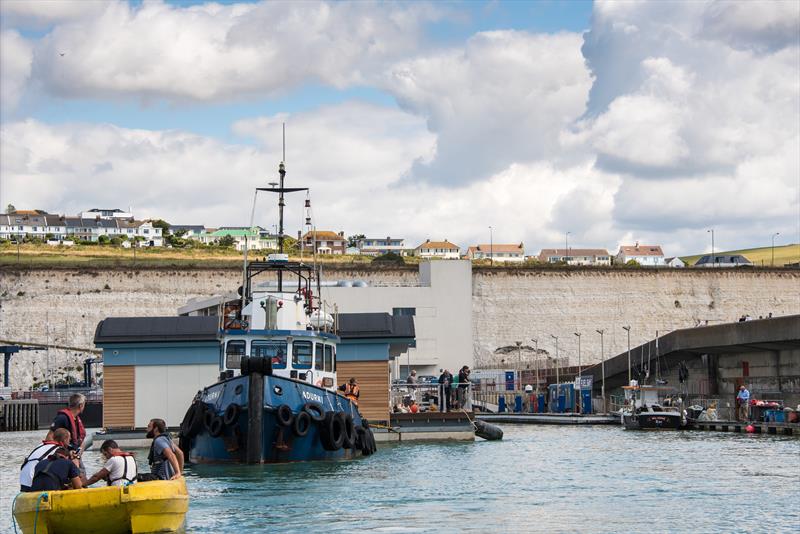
[
  {"left": 393, "top": 307, "right": 416, "bottom": 317},
  {"left": 315, "top": 342, "right": 324, "bottom": 371},
  {"left": 225, "top": 340, "right": 246, "bottom": 369},
  {"left": 292, "top": 340, "right": 312, "bottom": 369},
  {"left": 252, "top": 340, "right": 287, "bottom": 369},
  {"left": 143, "top": 229, "right": 150, "bottom": 234}
]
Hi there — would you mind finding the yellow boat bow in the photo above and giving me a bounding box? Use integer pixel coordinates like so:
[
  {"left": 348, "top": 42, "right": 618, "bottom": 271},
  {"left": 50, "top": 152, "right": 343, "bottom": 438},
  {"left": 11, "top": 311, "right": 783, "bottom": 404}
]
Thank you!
[{"left": 13, "top": 478, "right": 188, "bottom": 534}]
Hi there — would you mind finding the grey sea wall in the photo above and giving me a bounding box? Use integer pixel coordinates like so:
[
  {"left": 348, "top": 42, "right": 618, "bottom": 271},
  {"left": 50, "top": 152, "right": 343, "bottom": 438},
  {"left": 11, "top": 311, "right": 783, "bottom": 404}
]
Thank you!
[{"left": 1, "top": 266, "right": 798, "bottom": 388}]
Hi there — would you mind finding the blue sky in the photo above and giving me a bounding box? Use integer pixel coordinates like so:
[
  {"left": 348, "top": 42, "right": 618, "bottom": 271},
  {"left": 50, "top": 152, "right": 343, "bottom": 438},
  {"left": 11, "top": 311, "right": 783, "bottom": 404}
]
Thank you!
[{"left": 1, "top": 0, "right": 797, "bottom": 256}]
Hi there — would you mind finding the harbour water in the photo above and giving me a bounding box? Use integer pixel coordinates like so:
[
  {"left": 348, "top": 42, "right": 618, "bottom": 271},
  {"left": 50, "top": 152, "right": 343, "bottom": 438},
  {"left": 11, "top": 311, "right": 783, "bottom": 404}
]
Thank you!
[{"left": 2, "top": 426, "right": 798, "bottom": 533}]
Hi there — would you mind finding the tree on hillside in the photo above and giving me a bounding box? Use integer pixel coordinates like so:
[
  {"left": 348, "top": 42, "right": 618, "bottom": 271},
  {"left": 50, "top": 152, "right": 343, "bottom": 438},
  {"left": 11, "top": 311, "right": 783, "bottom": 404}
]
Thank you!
[
  {"left": 347, "top": 234, "right": 365, "bottom": 248},
  {"left": 150, "top": 219, "right": 171, "bottom": 235},
  {"left": 218, "top": 235, "right": 236, "bottom": 248},
  {"left": 6, "top": 204, "right": 16, "bottom": 213}
]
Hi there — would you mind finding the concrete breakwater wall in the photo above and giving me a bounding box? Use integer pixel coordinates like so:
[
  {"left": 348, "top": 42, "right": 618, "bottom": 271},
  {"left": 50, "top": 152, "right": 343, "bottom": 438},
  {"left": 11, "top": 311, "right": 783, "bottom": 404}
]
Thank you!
[{"left": 1, "top": 266, "right": 798, "bottom": 389}]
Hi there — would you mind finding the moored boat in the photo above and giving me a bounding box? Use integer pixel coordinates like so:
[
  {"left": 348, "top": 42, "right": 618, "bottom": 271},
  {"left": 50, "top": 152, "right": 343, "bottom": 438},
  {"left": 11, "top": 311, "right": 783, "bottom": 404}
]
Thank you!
[
  {"left": 621, "top": 384, "right": 686, "bottom": 430},
  {"left": 13, "top": 478, "right": 188, "bottom": 534},
  {"left": 177, "top": 160, "right": 377, "bottom": 464}
]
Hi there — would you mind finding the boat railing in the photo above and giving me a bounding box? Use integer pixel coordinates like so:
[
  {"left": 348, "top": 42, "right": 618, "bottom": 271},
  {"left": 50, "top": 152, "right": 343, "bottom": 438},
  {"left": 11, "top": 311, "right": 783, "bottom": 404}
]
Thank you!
[{"left": 390, "top": 383, "right": 472, "bottom": 413}]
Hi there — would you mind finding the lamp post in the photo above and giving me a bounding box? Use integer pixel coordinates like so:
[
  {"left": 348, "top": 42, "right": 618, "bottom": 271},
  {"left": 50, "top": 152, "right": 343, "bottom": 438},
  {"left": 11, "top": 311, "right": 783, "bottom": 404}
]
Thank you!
[
  {"left": 489, "top": 226, "right": 494, "bottom": 266},
  {"left": 550, "top": 335, "right": 559, "bottom": 387},
  {"left": 565, "top": 231, "right": 571, "bottom": 263},
  {"left": 707, "top": 229, "right": 715, "bottom": 267},
  {"left": 531, "top": 338, "right": 539, "bottom": 394},
  {"left": 596, "top": 329, "right": 605, "bottom": 413},
  {"left": 574, "top": 332, "right": 581, "bottom": 413},
  {"left": 515, "top": 340, "right": 522, "bottom": 390},
  {"left": 772, "top": 232, "right": 780, "bottom": 267},
  {"left": 623, "top": 325, "right": 631, "bottom": 384}
]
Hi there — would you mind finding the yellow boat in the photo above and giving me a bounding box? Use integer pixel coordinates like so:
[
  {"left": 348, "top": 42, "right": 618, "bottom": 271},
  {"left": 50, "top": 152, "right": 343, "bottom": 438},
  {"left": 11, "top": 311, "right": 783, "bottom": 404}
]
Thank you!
[{"left": 12, "top": 478, "right": 189, "bottom": 534}]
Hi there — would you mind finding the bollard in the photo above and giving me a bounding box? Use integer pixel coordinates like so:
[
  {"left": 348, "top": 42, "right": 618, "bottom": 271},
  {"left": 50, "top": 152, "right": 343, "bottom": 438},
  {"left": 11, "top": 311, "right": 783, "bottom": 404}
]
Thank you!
[{"left": 245, "top": 358, "right": 264, "bottom": 464}]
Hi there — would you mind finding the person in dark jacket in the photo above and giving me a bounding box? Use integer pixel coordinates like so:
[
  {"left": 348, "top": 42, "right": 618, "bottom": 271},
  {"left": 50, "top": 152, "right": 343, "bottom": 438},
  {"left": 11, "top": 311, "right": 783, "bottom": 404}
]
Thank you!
[
  {"left": 29, "top": 447, "right": 83, "bottom": 492},
  {"left": 438, "top": 369, "right": 453, "bottom": 411},
  {"left": 457, "top": 366, "right": 471, "bottom": 407}
]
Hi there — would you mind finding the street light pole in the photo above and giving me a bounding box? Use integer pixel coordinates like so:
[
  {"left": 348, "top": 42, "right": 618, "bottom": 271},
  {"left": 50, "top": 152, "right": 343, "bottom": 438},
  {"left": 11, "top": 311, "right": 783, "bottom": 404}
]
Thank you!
[
  {"left": 574, "top": 332, "right": 581, "bottom": 413},
  {"left": 515, "top": 340, "right": 522, "bottom": 390},
  {"left": 531, "top": 338, "right": 539, "bottom": 394},
  {"left": 551, "top": 335, "right": 559, "bottom": 387},
  {"left": 596, "top": 329, "right": 605, "bottom": 413},
  {"left": 565, "top": 231, "right": 571, "bottom": 263},
  {"left": 772, "top": 232, "right": 780, "bottom": 267},
  {"left": 707, "top": 229, "right": 715, "bottom": 267},
  {"left": 489, "top": 226, "right": 493, "bottom": 266},
  {"left": 623, "top": 326, "right": 631, "bottom": 384}
]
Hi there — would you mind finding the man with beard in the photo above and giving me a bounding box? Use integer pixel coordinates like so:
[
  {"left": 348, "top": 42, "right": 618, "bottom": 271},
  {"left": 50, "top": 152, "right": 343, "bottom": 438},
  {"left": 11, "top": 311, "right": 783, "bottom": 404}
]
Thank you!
[{"left": 146, "top": 418, "right": 183, "bottom": 480}]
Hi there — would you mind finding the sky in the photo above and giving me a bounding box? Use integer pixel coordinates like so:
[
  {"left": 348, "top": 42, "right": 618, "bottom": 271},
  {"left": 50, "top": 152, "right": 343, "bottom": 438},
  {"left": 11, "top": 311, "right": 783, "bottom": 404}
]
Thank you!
[{"left": 0, "top": 0, "right": 798, "bottom": 256}]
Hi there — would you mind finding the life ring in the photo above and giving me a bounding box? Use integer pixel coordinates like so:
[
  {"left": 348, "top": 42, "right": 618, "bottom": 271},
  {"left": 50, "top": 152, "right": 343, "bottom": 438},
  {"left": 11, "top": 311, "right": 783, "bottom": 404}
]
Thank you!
[
  {"left": 302, "top": 402, "right": 326, "bottom": 423},
  {"left": 223, "top": 404, "right": 241, "bottom": 426},
  {"left": 341, "top": 413, "right": 356, "bottom": 449},
  {"left": 320, "top": 411, "right": 345, "bottom": 451},
  {"left": 293, "top": 411, "right": 311, "bottom": 437},
  {"left": 276, "top": 404, "right": 294, "bottom": 427},
  {"left": 208, "top": 415, "right": 225, "bottom": 438}
]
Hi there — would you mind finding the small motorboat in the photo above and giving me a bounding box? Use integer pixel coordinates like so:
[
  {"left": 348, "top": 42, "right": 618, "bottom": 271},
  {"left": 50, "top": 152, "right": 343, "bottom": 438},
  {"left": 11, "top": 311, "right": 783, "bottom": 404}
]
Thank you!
[
  {"left": 13, "top": 478, "right": 188, "bottom": 534},
  {"left": 621, "top": 383, "right": 686, "bottom": 430}
]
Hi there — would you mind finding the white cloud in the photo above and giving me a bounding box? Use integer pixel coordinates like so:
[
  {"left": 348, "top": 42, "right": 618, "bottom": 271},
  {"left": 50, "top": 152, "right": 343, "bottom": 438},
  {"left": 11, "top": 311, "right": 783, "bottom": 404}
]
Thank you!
[
  {"left": 26, "top": 0, "right": 444, "bottom": 102},
  {"left": 0, "top": 0, "right": 107, "bottom": 29},
  {"left": 384, "top": 30, "right": 592, "bottom": 185},
  {"left": 0, "top": 30, "right": 32, "bottom": 115}
]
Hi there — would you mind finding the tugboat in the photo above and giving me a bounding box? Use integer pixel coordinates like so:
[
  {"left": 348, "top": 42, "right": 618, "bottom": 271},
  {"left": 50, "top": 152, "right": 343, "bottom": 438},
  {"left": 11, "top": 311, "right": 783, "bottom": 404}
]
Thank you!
[
  {"left": 178, "top": 161, "right": 376, "bottom": 463},
  {"left": 621, "top": 383, "right": 686, "bottom": 430}
]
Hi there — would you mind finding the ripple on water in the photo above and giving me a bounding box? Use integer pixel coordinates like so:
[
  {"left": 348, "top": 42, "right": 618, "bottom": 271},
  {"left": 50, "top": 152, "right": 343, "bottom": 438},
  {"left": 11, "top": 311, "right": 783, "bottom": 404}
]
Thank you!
[{"left": 2, "top": 426, "right": 799, "bottom": 533}]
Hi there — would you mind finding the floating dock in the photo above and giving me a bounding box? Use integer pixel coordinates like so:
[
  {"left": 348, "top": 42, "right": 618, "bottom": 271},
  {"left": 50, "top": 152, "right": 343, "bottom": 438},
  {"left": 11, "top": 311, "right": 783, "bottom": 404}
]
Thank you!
[
  {"left": 378, "top": 412, "right": 475, "bottom": 442},
  {"left": 690, "top": 420, "right": 799, "bottom": 436},
  {"left": 476, "top": 413, "right": 619, "bottom": 425}
]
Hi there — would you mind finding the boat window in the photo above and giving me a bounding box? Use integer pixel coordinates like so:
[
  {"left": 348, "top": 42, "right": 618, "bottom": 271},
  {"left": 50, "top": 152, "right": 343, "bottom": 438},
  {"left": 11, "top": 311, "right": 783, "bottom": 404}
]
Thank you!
[
  {"left": 315, "top": 343, "right": 324, "bottom": 371},
  {"left": 292, "top": 340, "right": 312, "bottom": 369},
  {"left": 324, "top": 344, "right": 333, "bottom": 372},
  {"left": 225, "top": 340, "right": 246, "bottom": 369},
  {"left": 252, "top": 340, "right": 287, "bottom": 369}
]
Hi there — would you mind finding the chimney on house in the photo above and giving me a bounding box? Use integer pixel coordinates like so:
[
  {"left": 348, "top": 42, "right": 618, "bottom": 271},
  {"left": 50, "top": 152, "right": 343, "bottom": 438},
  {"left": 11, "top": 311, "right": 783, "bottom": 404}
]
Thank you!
[
  {"left": 338, "top": 231, "right": 344, "bottom": 237},
  {"left": 635, "top": 241, "right": 639, "bottom": 249}
]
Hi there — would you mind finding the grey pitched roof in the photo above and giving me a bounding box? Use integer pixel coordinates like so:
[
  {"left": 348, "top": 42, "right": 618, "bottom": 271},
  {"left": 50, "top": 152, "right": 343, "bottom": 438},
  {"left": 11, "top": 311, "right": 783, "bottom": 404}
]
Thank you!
[
  {"left": 337, "top": 313, "right": 415, "bottom": 339},
  {"left": 695, "top": 254, "right": 752, "bottom": 265},
  {"left": 169, "top": 225, "right": 205, "bottom": 232},
  {"left": 94, "top": 316, "right": 220, "bottom": 344}
]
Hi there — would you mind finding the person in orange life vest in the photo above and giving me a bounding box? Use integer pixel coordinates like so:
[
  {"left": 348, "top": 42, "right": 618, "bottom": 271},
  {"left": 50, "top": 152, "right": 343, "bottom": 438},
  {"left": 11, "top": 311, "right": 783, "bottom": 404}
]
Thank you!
[
  {"left": 46, "top": 393, "right": 87, "bottom": 474},
  {"left": 338, "top": 377, "right": 360, "bottom": 405},
  {"left": 20, "top": 428, "right": 71, "bottom": 492},
  {"left": 85, "top": 440, "right": 138, "bottom": 487},
  {"left": 47, "top": 393, "right": 87, "bottom": 453}
]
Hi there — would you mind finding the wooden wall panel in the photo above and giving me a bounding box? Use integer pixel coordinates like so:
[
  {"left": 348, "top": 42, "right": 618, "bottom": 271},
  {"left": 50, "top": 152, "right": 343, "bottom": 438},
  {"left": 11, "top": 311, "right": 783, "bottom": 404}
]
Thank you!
[
  {"left": 337, "top": 361, "right": 389, "bottom": 423},
  {"left": 103, "top": 366, "right": 135, "bottom": 429}
]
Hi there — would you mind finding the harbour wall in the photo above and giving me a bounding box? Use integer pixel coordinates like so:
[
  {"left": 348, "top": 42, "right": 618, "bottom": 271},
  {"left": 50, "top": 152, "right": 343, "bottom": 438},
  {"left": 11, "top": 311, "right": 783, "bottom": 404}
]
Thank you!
[{"left": 1, "top": 266, "right": 799, "bottom": 390}]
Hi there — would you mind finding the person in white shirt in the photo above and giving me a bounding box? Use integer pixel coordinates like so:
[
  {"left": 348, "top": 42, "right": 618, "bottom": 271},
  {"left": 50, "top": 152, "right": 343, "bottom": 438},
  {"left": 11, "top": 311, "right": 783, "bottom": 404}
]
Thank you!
[
  {"left": 85, "top": 440, "right": 138, "bottom": 487},
  {"left": 20, "top": 428, "right": 71, "bottom": 492}
]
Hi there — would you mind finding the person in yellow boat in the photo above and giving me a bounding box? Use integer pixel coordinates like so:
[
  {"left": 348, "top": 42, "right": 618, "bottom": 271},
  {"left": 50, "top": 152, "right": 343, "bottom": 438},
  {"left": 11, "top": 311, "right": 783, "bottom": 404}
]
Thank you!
[
  {"left": 29, "top": 447, "right": 83, "bottom": 492},
  {"left": 146, "top": 419, "right": 184, "bottom": 480},
  {"left": 84, "top": 440, "right": 138, "bottom": 487},
  {"left": 20, "top": 428, "right": 71, "bottom": 492}
]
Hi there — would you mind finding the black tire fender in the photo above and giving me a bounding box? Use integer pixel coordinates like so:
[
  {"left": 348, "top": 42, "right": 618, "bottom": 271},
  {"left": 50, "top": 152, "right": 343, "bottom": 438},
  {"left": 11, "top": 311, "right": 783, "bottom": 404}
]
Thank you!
[
  {"left": 302, "top": 402, "right": 326, "bottom": 423},
  {"left": 203, "top": 409, "right": 215, "bottom": 432},
  {"left": 223, "top": 404, "right": 241, "bottom": 426},
  {"left": 320, "top": 411, "right": 345, "bottom": 451},
  {"left": 209, "top": 415, "right": 225, "bottom": 438},
  {"left": 341, "top": 413, "right": 356, "bottom": 449},
  {"left": 293, "top": 410, "right": 311, "bottom": 438},
  {"left": 240, "top": 356, "right": 251, "bottom": 376},
  {"left": 276, "top": 404, "right": 294, "bottom": 427}
]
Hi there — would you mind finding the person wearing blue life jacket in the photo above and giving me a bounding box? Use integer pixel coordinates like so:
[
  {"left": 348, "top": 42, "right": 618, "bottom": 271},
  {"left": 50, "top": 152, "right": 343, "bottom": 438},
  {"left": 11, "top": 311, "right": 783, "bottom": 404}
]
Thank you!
[{"left": 29, "top": 447, "right": 83, "bottom": 492}]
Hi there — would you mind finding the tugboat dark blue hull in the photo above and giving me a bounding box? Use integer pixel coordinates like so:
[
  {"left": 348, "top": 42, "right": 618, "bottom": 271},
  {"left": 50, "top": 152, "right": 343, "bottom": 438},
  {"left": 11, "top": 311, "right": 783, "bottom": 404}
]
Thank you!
[{"left": 180, "top": 374, "right": 376, "bottom": 464}]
